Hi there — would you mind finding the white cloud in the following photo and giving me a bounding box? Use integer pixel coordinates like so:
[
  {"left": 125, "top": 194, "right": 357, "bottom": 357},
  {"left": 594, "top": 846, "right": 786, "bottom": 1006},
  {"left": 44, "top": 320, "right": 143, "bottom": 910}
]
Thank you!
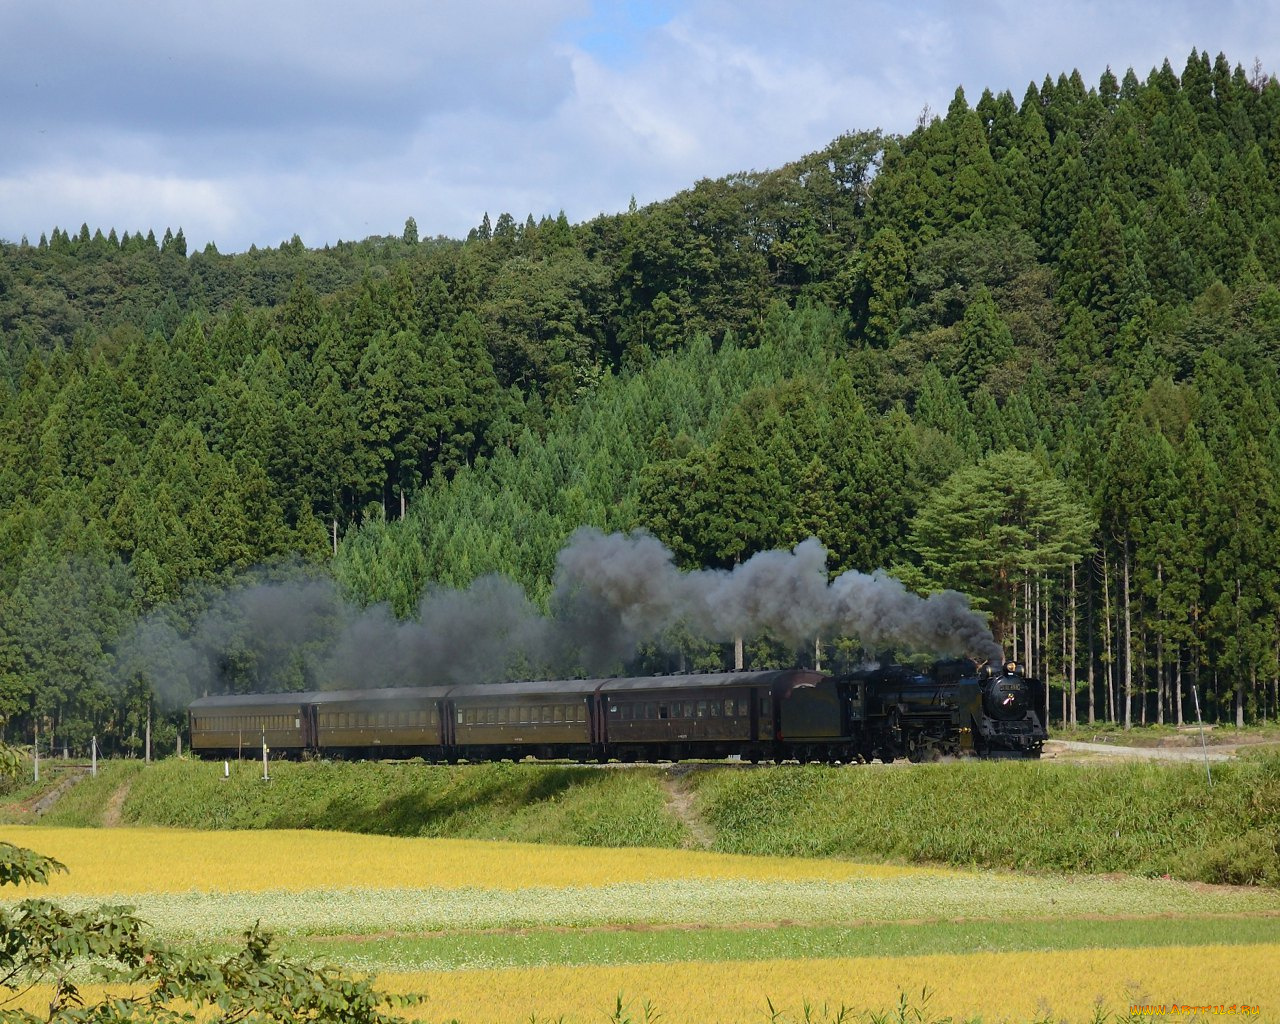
[{"left": 1, "top": 0, "right": 1278, "bottom": 252}]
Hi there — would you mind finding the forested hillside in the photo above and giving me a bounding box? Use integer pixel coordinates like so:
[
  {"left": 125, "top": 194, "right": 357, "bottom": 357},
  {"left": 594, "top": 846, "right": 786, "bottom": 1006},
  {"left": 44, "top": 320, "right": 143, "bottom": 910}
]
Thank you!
[{"left": 2, "top": 50, "right": 1280, "bottom": 753}]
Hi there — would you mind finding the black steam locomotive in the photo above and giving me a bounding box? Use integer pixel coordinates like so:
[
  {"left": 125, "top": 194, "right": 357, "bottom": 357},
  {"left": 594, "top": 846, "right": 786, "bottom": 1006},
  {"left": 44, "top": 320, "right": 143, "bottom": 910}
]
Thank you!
[{"left": 188, "top": 659, "right": 1046, "bottom": 762}]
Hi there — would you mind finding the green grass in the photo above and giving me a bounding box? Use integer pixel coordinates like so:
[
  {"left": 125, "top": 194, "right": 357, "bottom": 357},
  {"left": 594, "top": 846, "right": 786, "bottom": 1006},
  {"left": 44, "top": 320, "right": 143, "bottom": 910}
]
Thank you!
[
  {"left": 691, "top": 752, "right": 1280, "bottom": 886},
  {"left": 36, "top": 758, "right": 687, "bottom": 848},
  {"left": 264, "top": 915, "right": 1280, "bottom": 973},
  {"left": 40, "top": 873, "right": 1280, "bottom": 942},
  {"left": 1051, "top": 720, "right": 1280, "bottom": 748}
]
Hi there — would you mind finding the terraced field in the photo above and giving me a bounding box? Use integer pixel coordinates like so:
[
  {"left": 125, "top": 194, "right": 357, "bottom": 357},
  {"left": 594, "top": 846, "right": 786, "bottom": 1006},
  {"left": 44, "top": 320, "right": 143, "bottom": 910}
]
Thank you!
[{"left": 3, "top": 826, "right": 1277, "bottom": 1022}]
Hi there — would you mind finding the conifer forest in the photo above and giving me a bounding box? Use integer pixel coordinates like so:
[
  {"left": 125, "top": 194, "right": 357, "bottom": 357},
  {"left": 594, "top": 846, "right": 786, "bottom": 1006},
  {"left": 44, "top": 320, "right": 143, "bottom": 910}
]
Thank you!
[{"left": 3, "top": 50, "right": 1280, "bottom": 754}]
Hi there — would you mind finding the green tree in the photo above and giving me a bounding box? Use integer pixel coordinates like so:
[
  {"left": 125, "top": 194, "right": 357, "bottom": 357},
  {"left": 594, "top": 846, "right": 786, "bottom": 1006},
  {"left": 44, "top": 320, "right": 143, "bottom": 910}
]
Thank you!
[
  {"left": 909, "top": 448, "right": 1094, "bottom": 647},
  {"left": 954, "top": 285, "right": 1014, "bottom": 393}
]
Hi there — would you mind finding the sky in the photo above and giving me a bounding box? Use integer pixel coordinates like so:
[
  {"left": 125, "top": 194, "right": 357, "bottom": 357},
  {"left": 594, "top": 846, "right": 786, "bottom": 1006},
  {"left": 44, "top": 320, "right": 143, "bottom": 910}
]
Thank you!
[{"left": 2, "top": 1, "right": 1278, "bottom": 254}]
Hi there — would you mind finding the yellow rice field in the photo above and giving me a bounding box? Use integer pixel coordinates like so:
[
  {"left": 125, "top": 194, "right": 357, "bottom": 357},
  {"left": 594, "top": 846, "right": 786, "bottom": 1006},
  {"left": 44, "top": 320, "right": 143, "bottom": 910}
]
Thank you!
[
  {"left": 0, "top": 825, "right": 948, "bottom": 896},
  {"left": 377, "top": 944, "right": 1279, "bottom": 1023},
  {"left": 13, "top": 946, "right": 1271, "bottom": 1023},
  {"left": 5, "top": 827, "right": 1278, "bottom": 1021}
]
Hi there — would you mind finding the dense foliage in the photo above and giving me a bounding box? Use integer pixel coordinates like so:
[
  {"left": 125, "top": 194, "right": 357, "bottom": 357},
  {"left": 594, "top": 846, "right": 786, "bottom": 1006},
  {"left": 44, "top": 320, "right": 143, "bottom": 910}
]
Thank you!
[{"left": 2, "top": 50, "right": 1280, "bottom": 752}]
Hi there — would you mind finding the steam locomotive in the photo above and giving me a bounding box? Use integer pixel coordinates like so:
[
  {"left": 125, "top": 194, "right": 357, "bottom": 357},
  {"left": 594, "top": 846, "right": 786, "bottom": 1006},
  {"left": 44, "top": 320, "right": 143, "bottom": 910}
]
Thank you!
[{"left": 188, "top": 659, "right": 1047, "bottom": 762}]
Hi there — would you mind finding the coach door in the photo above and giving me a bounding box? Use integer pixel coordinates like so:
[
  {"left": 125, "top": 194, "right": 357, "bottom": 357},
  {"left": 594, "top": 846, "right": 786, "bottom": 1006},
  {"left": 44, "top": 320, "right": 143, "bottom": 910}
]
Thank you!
[{"left": 301, "top": 704, "right": 320, "bottom": 749}]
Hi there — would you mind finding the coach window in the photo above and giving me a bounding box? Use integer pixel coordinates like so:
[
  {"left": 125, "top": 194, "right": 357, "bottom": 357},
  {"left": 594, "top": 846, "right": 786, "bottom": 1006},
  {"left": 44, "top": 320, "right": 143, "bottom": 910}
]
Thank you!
[
  {"left": 658, "top": 704, "right": 669, "bottom": 720},
  {"left": 761, "top": 696, "right": 772, "bottom": 719},
  {"left": 696, "top": 701, "right": 707, "bottom": 718},
  {"left": 684, "top": 701, "right": 695, "bottom": 719},
  {"left": 578, "top": 703, "right": 587, "bottom": 723},
  {"left": 709, "top": 701, "right": 720, "bottom": 718},
  {"left": 553, "top": 705, "right": 564, "bottom": 724}
]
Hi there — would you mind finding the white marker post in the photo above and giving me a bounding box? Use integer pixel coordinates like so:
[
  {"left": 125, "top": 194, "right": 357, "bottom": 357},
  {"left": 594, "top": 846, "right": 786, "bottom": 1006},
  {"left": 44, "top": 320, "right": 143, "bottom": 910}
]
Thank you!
[
  {"left": 261, "top": 729, "right": 269, "bottom": 782},
  {"left": 1191, "top": 683, "right": 1213, "bottom": 788},
  {"left": 91, "top": 736, "right": 97, "bottom": 778},
  {"left": 33, "top": 722, "right": 39, "bottom": 783}
]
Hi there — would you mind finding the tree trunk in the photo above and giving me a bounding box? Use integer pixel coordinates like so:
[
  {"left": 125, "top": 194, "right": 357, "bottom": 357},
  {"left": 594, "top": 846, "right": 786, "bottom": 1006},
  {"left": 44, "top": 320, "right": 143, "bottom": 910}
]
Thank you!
[
  {"left": 1061, "top": 582, "right": 1069, "bottom": 726},
  {"left": 1175, "top": 648, "right": 1184, "bottom": 727},
  {"left": 1023, "top": 577, "right": 1032, "bottom": 672},
  {"left": 1156, "top": 631, "right": 1165, "bottom": 726},
  {"left": 1070, "top": 563, "right": 1079, "bottom": 726},
  {"left": 1102, "top": 550, "right": 1115, "bottom": 723},
  {"left": 1041, "top": 577, "right": 1050, "bottom": 723},
  {"left": 1011, "top": 585, "right": 1019, "bottom": 667},
  {"left": 1087, "top": 557, "right": 1096, "bottom": 725},
  {"left": 1123, "top": 542, "right": 1132, "bottom": 731},
  {"left": 1155, "top": 562, "right": 1164, "bottom": 726},
  {"left": 1139, "top": 627, "right": 1147, "bottom": 726}
]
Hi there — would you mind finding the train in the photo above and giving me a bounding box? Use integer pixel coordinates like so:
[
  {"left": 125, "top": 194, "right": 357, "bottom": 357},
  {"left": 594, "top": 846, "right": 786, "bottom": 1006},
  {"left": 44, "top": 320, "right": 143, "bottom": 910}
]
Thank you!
[{"left": 187, "top": 659, "right": 1047, "bottom": 763}]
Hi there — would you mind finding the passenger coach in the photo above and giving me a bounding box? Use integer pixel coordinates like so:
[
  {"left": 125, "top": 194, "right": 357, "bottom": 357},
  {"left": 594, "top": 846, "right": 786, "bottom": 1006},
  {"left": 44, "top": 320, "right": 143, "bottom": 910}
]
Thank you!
[{"left": 188, "top": 661, "right": 1046, "bottom": 762}]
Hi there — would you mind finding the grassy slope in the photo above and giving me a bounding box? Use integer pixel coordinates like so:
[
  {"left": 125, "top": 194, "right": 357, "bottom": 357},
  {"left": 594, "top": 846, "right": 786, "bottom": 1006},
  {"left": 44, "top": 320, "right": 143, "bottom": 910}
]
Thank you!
[
  {"left": 692, "top": 753, "right": 1280, "bottom": 885},
  {"left": 32, "top": 759, "right": 687, "bottom": 848},
  {"left": 14, "top": 751, "right": 1280, "bottom": 886}
]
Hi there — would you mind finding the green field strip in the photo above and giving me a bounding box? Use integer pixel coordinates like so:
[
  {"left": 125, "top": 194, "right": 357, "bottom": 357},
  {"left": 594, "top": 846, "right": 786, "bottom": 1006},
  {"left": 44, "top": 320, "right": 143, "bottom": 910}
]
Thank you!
[
  {"left": 264, "top": 916, "right": 1280, "bottom": 972},
  {"left": 40, "top": 872, "right": 1280, "bottom": 941}
]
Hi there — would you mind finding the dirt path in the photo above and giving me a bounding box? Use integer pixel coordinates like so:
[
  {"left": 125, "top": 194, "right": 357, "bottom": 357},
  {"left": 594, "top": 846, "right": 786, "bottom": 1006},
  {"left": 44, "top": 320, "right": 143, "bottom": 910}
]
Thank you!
[
  {"left": 27, "top": 770, "right": 87, "bottom": 818},
  {"left": 1044, "top": 740, "right": 1236, "bottom": 761},
  {"left": 663, "top": 767, "right": 715, "bottom": 850},
  {"left": 102, "top": 779, "right": 133, "bottom": 827}
]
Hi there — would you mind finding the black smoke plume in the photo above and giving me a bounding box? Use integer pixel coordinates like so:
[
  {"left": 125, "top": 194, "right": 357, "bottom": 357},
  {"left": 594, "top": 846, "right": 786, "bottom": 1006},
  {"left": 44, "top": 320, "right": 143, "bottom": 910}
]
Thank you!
[{"left": 121, "top": 529, "right": 1001, "bottom": 707}]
